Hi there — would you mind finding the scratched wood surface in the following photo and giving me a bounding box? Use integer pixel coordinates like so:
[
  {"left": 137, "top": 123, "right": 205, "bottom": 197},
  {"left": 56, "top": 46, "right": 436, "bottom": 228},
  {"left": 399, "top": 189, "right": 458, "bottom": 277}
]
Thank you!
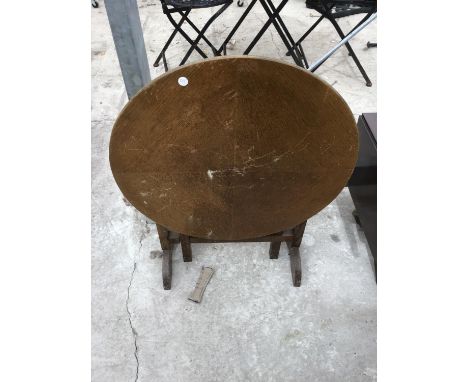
[{"left": 109, "top": 56, "right": 358, "bottom": 240}]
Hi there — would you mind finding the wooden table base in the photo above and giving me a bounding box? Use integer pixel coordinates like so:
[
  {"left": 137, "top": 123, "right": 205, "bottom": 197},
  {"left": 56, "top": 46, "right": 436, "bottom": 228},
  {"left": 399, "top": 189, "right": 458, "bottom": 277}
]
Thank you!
[{"left": 156, "top": 221, "right": 307, "bottom": 290}]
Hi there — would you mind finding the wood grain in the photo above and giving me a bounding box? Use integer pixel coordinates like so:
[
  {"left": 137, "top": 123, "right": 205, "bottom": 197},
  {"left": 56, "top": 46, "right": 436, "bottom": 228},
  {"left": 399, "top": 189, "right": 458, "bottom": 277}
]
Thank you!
[{"left": 109, "top": 56, "right": 358, "bottom": 240}]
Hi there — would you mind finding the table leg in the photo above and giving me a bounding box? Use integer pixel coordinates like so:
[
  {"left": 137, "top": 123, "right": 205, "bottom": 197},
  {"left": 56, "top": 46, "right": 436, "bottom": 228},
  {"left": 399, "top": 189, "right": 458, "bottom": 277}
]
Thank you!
[
  {"left": 156, "top": 224, "right": 174, "bottom": 289},
  {"left": 180, "top": 234, "right": 192, "bottom": 262},
  {"left": 156, "top": 224, "right": 171, "bottom": 250},
  {"left": 287, "top": 221, "right": 307, "bottom": 286},
  {"left": 292, "top": 220, "right": 307, "bottom": 247},
  {"left": 269, "top": 231, "right": 282, "bottom": 259},
  {"left": 162, "top": 249, "right": 172, "bottom": 290},
  {"left": 288, "top": 245, "right": 301, "bottom": 287},
  {"left": 269, "top": 241, "right": 281, "bottom": 259},
  {"left": 156, "top": 221, "right": 307, "bottom": 289}
]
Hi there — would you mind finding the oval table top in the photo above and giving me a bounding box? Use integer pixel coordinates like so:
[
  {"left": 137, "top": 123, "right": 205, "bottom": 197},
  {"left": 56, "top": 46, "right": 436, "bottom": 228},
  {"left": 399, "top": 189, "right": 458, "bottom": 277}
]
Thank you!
[{"left": 109, "top": 56, "right": 358, "bottom": 240}]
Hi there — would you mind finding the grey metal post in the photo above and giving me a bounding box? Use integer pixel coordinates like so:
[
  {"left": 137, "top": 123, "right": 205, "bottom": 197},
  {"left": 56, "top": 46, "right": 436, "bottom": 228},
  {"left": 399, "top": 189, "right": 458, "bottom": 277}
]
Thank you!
[{"left": 104, "top": 0, "right": 151, "bottom": 98}]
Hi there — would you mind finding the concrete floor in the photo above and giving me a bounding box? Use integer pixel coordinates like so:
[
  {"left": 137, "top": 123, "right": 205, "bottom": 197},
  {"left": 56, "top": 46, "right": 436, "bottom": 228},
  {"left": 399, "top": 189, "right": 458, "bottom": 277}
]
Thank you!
[{"left": 92, "top": 1, "right": 377, "bottom": 381}]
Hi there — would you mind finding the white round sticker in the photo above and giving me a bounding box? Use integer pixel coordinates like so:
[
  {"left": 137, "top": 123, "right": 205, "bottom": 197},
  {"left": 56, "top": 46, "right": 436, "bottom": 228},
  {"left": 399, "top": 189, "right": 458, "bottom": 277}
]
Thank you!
[{"left": 178, "top": 77, "right": 189, "bottom": 87}]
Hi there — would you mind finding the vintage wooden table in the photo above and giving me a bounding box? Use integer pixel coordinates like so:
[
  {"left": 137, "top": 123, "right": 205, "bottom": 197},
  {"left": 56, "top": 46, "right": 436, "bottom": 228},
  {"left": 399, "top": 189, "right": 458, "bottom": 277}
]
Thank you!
[{"left": 109, "top": 56, "right": 358, "bottom": 289}]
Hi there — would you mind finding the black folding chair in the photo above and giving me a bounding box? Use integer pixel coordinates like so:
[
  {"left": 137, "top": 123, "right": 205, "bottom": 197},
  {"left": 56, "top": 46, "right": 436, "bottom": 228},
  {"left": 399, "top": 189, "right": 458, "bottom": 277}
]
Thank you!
[
  {"left": 290, "top": 0, "right": 377, "bottom": 86},
  {"left": 154, "top": 0, "right": 233, "bottom": 71}
]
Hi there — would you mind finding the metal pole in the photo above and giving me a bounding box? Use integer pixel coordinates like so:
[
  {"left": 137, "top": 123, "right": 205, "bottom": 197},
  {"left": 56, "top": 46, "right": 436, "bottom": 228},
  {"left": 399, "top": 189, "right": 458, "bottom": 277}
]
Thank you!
[
  {"left": 308, "top": 13, "right": 377, "bottom": 72},
  {"left": 104, "top": 0, "right": 151, "bottom": 99}
]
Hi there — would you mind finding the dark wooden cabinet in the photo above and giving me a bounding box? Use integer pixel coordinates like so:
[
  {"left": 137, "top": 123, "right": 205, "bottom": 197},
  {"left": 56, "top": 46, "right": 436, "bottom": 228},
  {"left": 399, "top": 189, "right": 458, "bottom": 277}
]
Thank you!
[{"left": 348, "top": 113, "right": 377, "bottom": 280}]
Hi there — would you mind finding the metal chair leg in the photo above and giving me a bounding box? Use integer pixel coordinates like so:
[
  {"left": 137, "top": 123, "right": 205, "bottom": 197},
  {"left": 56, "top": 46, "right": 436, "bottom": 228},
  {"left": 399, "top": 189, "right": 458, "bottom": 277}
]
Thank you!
[
  {"left": 244, "top": 0, "right": 288, "bottom": 55},
  {"left": 165, "top": 8, "right": 210, "bottom": 60},
  {"left": 244, "top": 0, "right": 302, "bottom": 66},
  {"left": 179, "top": 2, "right": 231, "bottom": 66},
  {"left": 218, "top": 0, "right": 257, "bottom": 54},
  {"left": 286, "top": 14, "right": 325, "bottom": 56},
  {"left": 157, "top": 3, "right": 229, "bottom": 71},
  {"left": 162, "top": 51, "right": 168, "bottom": 72},
  {"left": 297, "top": 43, "right": 309, "bottom": 67},
  {"left": 154, "top": 10, "right": 191, "bottom": 67},
  {"left": 329, "top": 18, "right": 372, "bottom": 86},
  {"left": 264, "top": 0, "right": 305, "bottom": 66},
  {"left": 181, "top": 11, "right": 220, "bottom": 55},
  {"left": 322, "top": 4, "right": 373, "bottom": 86}
]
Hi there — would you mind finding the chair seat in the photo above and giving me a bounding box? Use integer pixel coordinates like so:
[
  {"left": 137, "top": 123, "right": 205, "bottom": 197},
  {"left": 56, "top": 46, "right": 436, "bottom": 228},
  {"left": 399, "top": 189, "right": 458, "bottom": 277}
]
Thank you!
[
  {"left": 164, "top": 0, "right": 232, "bottom": 9},
  {"left": 306, "top": 0, "right": 376, "bottom": 18}
]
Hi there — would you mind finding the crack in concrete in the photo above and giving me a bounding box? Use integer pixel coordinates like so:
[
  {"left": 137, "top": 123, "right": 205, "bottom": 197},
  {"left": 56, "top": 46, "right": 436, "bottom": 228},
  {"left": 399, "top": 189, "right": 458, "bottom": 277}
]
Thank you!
[
  {"left": 126, "top": 261, "right": 139, "bottom": 382},
  {"left": 126, "top": 221, "right": 148, "bottom": 382}
]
